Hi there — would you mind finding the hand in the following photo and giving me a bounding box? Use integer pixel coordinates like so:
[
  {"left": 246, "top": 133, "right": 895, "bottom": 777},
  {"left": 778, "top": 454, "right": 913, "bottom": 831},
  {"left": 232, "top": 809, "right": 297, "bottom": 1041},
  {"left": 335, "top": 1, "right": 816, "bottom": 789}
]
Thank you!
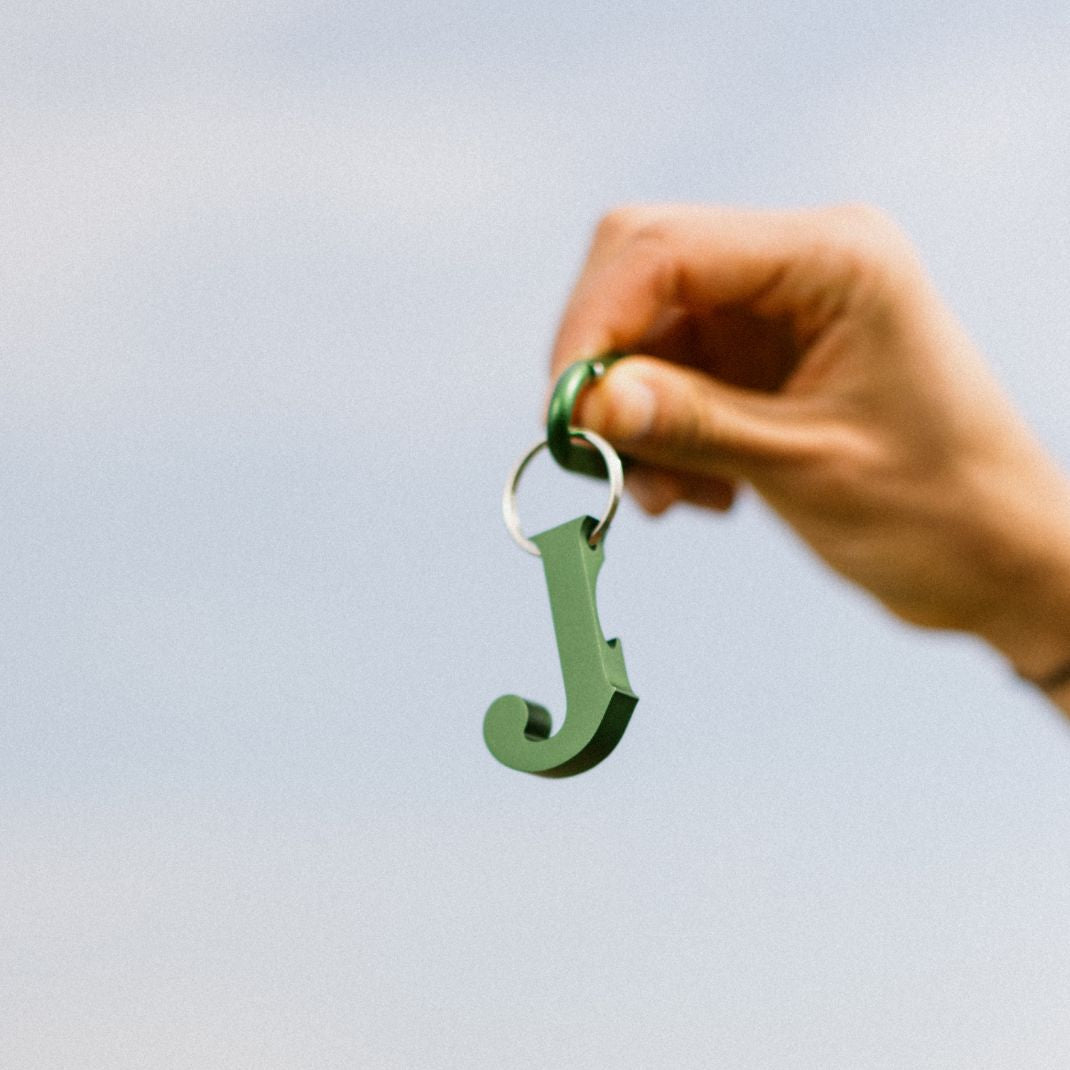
[{"left": 551, "top": 204, "right": 1070, "bottom": 688}]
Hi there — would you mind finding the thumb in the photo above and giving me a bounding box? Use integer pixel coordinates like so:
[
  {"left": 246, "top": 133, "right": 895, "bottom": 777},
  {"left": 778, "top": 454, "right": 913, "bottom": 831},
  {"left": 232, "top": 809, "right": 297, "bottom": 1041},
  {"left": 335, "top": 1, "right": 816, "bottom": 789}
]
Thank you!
[{"left": 575, "top": 356, "right": 807, "bottom": 479}]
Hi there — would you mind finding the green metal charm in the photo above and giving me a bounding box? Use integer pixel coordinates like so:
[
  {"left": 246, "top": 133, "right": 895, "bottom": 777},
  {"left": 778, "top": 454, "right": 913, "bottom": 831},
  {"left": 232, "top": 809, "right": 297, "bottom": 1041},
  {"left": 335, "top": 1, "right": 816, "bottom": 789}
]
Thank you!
[
  {"left": 485, "top": 429, "right": 638, "bottom": 778},
  {"left": 483, "top": 516, "right": 638, "bottom": 777}
]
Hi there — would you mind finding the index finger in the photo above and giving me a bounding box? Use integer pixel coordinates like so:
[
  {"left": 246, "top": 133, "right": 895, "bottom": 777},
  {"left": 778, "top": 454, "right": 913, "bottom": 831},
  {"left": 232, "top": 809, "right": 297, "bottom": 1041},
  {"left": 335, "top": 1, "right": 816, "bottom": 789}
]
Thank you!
[{"left": 549, "top": 203, "right": 851, "bottom": 380}]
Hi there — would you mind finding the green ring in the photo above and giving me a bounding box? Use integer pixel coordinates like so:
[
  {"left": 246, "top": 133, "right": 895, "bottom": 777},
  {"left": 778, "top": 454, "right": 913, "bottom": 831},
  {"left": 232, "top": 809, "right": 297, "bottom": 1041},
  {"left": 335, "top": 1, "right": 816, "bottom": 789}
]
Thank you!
[{"left": 546, "top": 352, "right": 626, "bottom": 478}]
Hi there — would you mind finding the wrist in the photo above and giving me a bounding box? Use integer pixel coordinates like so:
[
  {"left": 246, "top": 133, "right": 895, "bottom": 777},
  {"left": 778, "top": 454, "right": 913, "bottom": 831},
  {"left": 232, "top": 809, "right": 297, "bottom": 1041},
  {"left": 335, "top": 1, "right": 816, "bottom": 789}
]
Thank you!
[
  {"left": 967, "top": 464, "right": 1070, "bottom": 686},
  {"left": 979, "top": 537, "right": 1070, "bottom": 678}
]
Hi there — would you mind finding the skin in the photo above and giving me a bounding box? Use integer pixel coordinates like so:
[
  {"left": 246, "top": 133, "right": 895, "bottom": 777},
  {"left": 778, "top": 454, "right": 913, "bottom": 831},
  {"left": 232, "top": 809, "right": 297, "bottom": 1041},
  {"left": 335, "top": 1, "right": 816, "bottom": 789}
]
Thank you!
[{"left": 550, "top": 203, "right": 1070, "bottom": 712}]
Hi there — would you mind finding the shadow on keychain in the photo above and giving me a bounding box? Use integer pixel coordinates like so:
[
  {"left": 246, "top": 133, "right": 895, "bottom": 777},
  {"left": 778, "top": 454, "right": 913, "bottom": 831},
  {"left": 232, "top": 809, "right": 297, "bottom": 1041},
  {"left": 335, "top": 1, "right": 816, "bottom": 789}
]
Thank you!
[{"left": 483, "top": 357, "right": 638, "bottom": 778}]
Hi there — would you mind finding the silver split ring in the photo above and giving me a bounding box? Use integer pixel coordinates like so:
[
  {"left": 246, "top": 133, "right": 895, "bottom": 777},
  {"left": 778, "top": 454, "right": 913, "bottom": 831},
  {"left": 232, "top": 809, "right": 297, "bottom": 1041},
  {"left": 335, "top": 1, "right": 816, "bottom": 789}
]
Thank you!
[{"left": 502, "top": 429, "right": 624, "bottom": 557}]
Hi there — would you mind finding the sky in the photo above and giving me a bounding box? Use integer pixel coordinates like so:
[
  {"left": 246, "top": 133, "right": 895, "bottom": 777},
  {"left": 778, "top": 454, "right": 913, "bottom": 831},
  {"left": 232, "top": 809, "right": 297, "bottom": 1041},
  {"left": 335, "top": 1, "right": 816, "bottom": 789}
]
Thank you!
[{"left": 3, "top": 2, "right": 1070, "bottom": 1067}]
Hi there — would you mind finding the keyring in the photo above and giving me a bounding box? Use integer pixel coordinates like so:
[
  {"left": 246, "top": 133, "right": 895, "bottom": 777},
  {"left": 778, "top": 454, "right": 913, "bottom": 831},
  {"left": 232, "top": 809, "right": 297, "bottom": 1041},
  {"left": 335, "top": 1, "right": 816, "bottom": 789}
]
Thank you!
[
  {"left": 546, "top": 353, "right": 626, "bottom": 477},
  {"left": 503, "top": 429, "right": 624, "bottom": 556}
]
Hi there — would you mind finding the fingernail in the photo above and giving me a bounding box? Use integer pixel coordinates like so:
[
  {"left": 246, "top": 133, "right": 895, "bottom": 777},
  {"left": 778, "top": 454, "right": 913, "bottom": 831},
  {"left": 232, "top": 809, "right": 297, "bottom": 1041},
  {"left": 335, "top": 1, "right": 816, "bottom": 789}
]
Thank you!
[{"left": 606, "top": 371, "right": 656, "bottom": 441}]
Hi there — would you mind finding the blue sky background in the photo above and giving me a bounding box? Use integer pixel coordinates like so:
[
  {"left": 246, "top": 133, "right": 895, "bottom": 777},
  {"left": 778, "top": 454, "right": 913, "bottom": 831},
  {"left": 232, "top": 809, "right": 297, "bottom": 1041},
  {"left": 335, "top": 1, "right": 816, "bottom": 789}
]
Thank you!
[{"left": 3, "top": 3, "right": 1070, "bottom": 1067}]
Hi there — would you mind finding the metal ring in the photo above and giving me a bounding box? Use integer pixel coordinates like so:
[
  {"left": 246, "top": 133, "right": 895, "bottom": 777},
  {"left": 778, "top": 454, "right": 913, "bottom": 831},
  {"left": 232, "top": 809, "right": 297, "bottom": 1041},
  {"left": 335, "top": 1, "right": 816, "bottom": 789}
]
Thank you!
[
  {"left": 503, "top": 429, "right": 624, "bottom": 556},
  {"left": 546, "top": 353, "right": 625, "bottom": 477}
]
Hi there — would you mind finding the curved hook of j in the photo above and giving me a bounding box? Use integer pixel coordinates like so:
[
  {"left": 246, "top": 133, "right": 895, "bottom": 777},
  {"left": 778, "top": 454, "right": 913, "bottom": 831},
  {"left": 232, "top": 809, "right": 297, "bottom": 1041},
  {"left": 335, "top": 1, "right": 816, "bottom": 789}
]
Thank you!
[{"left": 483, "top": 515, "right": 638, "bottom": 778}]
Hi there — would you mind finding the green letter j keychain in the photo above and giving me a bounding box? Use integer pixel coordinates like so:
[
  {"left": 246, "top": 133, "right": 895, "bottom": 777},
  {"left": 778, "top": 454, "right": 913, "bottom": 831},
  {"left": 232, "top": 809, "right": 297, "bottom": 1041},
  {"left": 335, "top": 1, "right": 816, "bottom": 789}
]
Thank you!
[{"left": 483, "top": 355, "right": 639, "bottom": 778}]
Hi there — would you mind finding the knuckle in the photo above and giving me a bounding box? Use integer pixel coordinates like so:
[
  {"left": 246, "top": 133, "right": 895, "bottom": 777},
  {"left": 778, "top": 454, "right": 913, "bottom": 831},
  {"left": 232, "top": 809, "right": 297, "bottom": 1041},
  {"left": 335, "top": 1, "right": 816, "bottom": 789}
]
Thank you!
[
  {"left": 822, "top": 202, "right": 914, "bottom": 269},
  {"left": 804, "top": 426, "right": 887, "bottom": 494},
  {"left": 826, "top": 201, "right": 897, "bottom": 234},
  {"left": 594, "top": 204, "right": 673, "bottom": 248},
  {"left": 622, "top": 223, "right": 682, "bottom": 302},
  {"left": 594, "top": 205, "right": 644, "bottom": 242},
  {"left": 808, "top": 203, "right": 921, "bottom": 302},
  {"left": 590, "top": 211, "right": 682, "bottom": 310}
]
